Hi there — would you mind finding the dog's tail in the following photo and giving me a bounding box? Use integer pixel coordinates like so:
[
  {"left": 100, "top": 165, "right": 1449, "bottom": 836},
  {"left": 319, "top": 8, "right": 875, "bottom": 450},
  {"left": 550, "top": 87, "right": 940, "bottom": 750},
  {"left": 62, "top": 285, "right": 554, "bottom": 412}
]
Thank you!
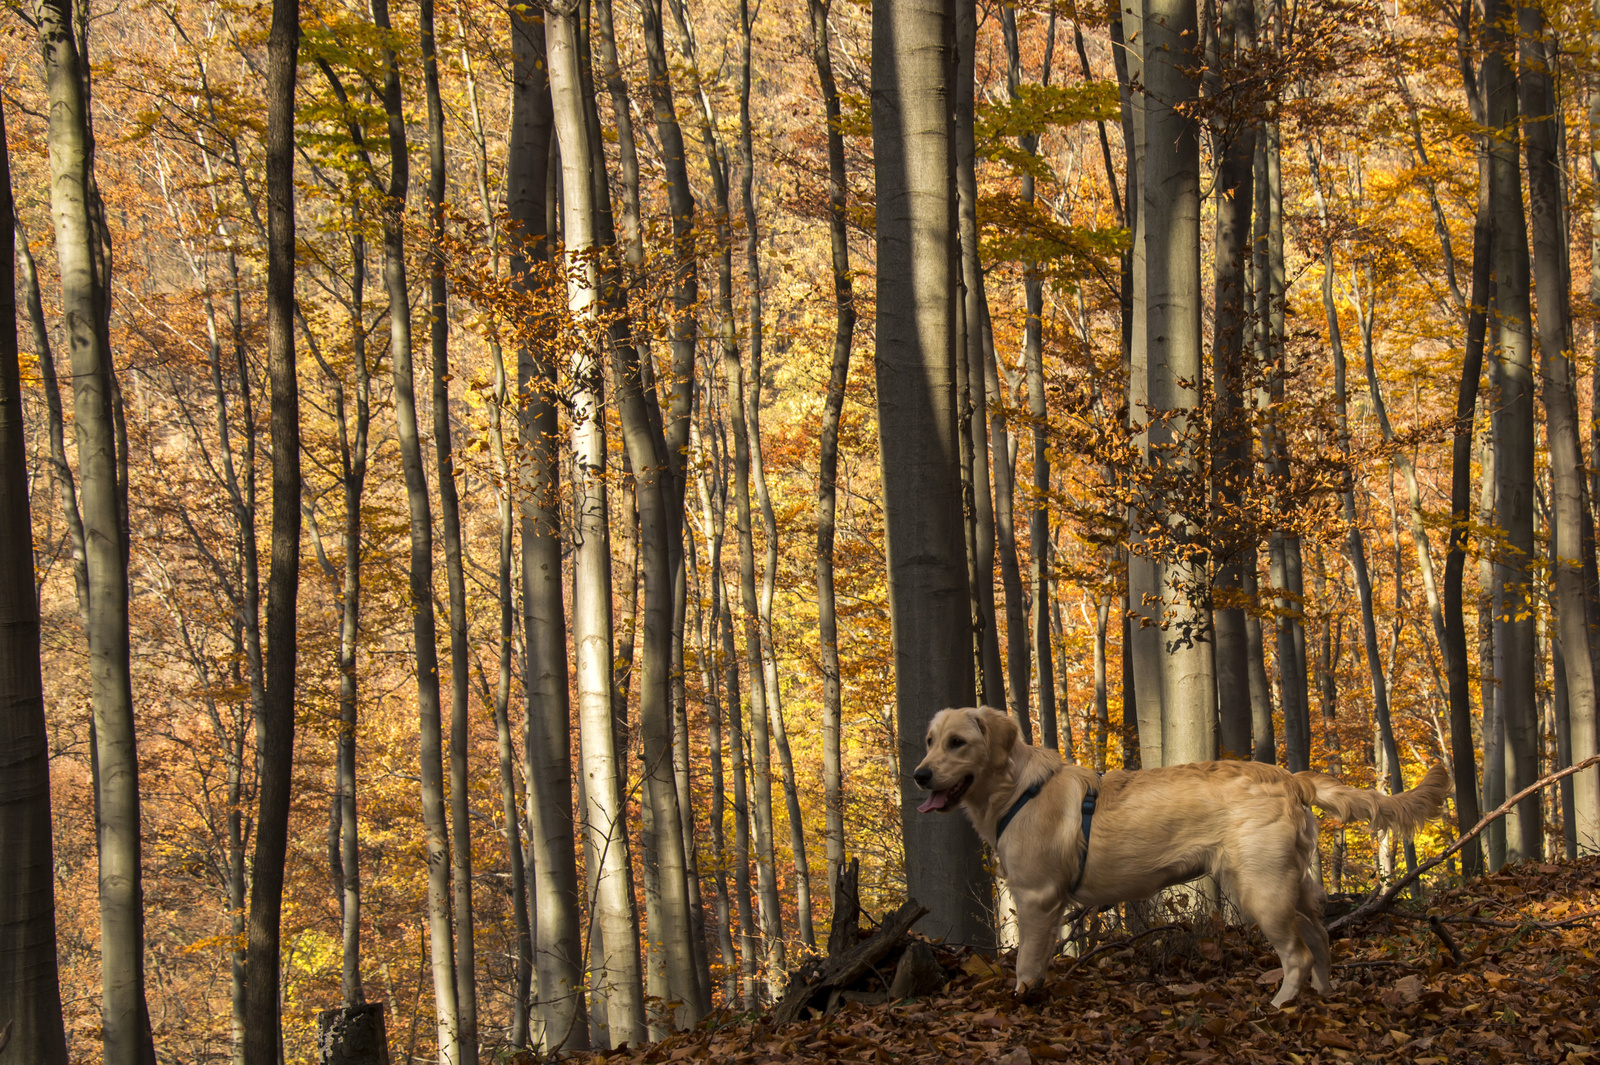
[{"left": 1294, "top": 762, "right": 1452, "bottom": 837}]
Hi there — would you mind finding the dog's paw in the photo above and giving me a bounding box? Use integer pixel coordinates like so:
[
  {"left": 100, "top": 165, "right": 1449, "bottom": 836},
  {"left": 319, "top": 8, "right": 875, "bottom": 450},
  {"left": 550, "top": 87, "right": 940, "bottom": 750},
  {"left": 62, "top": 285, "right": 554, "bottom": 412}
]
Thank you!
[{"left": 1011, "top": 981, "right": 1048, "bottom": 1005}]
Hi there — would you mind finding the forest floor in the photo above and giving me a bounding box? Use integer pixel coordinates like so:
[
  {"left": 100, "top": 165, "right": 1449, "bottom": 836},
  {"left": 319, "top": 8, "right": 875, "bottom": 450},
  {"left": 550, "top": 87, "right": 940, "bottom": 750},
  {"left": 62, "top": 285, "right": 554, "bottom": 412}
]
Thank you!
[{"left": 581, "top": 855, "right": 1600, "bottom": 1065}]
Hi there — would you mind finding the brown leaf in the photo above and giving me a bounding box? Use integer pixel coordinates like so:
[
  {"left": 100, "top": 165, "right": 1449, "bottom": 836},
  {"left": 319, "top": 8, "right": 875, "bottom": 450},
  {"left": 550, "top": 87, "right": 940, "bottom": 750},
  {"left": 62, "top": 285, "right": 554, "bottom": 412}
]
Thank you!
[{"left": 1316, "top": 1030, "right": 1357, "bottom": 1051}]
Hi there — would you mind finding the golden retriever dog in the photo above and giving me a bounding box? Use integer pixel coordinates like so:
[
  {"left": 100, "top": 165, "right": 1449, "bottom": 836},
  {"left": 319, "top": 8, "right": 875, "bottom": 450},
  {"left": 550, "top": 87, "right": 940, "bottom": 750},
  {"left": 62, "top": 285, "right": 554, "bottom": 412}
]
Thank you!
[{"left": 913, "top": 706, "right": 1451, "bottom": 1006}]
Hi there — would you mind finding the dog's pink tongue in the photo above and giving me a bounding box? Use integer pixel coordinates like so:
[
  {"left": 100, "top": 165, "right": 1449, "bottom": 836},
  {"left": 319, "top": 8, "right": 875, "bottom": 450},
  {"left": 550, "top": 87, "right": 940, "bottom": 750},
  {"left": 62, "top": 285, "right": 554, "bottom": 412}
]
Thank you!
[{"left": 918, "top": 791, "right": 949, "bottom": 814}]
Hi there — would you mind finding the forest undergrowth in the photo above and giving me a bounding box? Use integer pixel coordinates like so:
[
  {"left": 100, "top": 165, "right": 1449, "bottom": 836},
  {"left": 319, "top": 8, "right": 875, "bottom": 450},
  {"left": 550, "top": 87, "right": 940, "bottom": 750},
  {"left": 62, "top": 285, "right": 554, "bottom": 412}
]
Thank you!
[{"left": 578, "top": 856, "right": 1600, "bottom": 1065}]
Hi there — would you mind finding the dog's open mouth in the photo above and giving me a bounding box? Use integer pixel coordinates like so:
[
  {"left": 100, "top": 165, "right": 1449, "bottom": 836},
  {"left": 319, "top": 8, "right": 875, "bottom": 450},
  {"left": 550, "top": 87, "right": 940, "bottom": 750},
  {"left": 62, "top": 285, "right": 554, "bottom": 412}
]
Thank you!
[{"left": 917, "top": 774, "right": 973, "bottom": 813}]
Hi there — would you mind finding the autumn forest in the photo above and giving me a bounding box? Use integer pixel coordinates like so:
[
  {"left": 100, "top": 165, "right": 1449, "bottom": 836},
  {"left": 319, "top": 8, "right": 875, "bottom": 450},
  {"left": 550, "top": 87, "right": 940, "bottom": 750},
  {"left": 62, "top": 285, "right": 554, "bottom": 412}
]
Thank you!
[{"left": 2, "top": 0, "right": 1599, "bottom": 1056}]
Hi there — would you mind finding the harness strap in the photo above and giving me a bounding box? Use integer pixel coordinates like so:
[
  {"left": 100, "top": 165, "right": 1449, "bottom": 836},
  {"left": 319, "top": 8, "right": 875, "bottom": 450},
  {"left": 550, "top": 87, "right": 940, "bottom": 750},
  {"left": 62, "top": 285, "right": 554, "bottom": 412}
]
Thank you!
[
  {"left": 995, "top": 778, "right": 1047, "bottom": 840},
  {"left": 1066, "top": 788, "right": 1099, "bottom": 896}
]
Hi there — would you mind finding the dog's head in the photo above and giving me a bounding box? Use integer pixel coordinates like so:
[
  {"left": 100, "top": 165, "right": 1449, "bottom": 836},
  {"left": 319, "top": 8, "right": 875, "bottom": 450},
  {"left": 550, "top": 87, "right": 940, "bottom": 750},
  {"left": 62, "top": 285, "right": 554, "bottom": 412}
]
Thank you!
[{"left": 912, "top": 706, "right": 1019, "bottom": 813}]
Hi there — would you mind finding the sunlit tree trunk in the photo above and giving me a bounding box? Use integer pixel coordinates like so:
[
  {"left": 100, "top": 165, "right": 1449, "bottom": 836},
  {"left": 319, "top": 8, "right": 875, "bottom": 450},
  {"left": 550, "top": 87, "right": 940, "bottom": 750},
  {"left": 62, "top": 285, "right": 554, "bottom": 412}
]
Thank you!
[
  {"left": 370, "top": 0, "right": 461, "bottom": 1053},
  {"left": 548, "top": 6, "right": 647, "bottom": 1042},
  {"left": 873, "top": 0, "right": 990, "bottom": 946},
  {"left": 418, "top": 3, "right": 477, "bottom": 1055},
  {"left": 509, "top": 8, "right": 588, "bottom": 1048},
  {"left": 0, "top": 95, "right": 70, "bottom": 1065},
  {"left": 739, "top": 0, "right": 813, "bottom": 949},
  {"left": 1144, "top": 0, "right": 1214, "bottom": 767},
  {"left": 1523, "top": 0, "right": 1599, "bottom": 856},
  {"left": 810, "top": 0, "right": 855, "bottom": 901},
  {"left": 1119, "top": 0, "right": 1163, "bottom": 766},
  {"left": 38, "top": 3, "right": 156, "bottom": 1062}
]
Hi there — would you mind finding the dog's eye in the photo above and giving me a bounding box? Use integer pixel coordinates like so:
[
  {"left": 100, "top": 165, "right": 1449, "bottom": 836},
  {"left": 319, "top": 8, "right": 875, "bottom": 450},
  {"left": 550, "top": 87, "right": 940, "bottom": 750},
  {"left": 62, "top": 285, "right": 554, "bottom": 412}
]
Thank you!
[{"left": 948, "top": 737, "right": 966, "bottom": 749}]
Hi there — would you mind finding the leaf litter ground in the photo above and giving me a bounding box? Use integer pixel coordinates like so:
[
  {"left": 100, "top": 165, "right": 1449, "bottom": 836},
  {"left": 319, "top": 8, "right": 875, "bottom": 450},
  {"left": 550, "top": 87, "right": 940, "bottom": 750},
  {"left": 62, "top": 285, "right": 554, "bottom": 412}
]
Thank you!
[{"left": 577, "top": 855, "right": 1600, "bottom": 1065}]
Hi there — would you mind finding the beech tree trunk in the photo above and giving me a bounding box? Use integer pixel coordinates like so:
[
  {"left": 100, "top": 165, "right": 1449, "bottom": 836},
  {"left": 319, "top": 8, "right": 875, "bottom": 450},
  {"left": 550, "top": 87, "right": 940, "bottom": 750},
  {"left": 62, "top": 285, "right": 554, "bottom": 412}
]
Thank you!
[
  {"left": 1484, "top": 0, "right": 1541, "bottom": 863},
  {"left": 419, "top": 3, "right": 477, "bottom": 1055},
  {"left": 1144, "top": 0, "right": 1215, "bottom": 767},
  {"left": 39, "top": 3, "right": 157, "bottom": 1062},
  {"left": 873, "top": 0, "right": 990, "bottom": 947},
  {"left": 810, "top": 0, "right": 855, "bottom": 901},
  {"left": 1523, "top": 1, "right": 1599, "bottom": 856},
  {"left": 548, "top": 7, "right": 647, "bottom": 1043},
  {"left": 1209, "top": 0, "right": 1256, "bottom": 761},
  {"left": 371, "top": 0, "right": 462, "bottom": 1055},
  {"left": 509, "top": 8, "right": 588, "bottom": 1049},
  {"left": 0, "top": 93, "right": 71, "bottom": 1065},
  {"left": 954, "top": 0, "right": 1005, "bottom": 710}
]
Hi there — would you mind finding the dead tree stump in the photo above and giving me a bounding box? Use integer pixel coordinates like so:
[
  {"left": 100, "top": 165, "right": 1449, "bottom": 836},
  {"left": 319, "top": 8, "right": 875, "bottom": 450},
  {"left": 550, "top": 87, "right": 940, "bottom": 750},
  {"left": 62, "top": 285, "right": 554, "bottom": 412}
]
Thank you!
[{"left": 317, "top": 1002, "right": 390, "bottom": 1065}]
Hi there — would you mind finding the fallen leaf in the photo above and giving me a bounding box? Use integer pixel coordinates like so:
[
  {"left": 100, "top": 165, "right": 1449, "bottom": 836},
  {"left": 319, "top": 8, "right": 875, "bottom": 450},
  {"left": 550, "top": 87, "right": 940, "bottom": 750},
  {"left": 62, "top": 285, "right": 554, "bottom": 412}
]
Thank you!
[
  {"left": 1257, "top": 968, "right": 1284, "bottom": 985},
  {"left": 1317, "top": 1030, "right": 1357, "bottom": 1051}
]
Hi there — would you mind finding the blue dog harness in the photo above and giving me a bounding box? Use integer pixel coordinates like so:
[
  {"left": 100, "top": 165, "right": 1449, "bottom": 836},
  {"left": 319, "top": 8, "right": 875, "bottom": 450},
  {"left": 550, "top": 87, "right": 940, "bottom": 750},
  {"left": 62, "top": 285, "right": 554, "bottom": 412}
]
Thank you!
[{"left": 995, "top": 776, "right": 1099, "bottom": 896}]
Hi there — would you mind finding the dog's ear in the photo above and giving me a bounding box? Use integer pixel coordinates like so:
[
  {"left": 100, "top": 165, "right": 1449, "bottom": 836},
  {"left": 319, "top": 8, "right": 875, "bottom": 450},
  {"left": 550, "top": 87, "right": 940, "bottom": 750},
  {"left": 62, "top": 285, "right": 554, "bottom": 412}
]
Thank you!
[{"left": 976, "top": 706, "right": 1019, "bottom": 767}]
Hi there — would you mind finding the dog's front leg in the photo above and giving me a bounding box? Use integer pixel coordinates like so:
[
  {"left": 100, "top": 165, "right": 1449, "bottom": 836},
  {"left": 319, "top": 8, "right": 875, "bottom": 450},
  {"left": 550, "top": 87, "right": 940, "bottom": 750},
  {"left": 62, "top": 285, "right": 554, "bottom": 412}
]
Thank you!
[{"left": 1010, "top": 887, "right": 1064, "bottom": 995}]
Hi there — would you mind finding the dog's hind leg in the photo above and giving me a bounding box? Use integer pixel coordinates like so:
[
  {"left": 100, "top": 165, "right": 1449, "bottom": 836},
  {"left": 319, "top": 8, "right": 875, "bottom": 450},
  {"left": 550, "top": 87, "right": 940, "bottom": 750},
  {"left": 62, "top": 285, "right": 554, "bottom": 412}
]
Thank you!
[
  {"left": 1233, "top": 856, "right": 1319, "bottom": 1008},
  {"left": 1296, "top": 808, "right": 1332, "bottom": 994}
]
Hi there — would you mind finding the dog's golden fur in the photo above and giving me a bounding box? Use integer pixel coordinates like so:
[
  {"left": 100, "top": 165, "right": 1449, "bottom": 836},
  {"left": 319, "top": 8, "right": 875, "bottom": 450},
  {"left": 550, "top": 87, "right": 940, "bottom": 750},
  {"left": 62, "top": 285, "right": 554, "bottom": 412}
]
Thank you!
[{"left": 912, "top": 706, "right": 1451, "bottom": 1006}]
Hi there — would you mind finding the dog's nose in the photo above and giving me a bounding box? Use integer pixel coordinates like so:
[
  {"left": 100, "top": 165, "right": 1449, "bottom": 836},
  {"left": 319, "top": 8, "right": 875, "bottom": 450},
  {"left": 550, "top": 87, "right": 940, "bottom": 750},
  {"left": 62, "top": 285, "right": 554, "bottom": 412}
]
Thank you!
[{"left": 913, "top": 768, "right": 931, "bottom": 788}]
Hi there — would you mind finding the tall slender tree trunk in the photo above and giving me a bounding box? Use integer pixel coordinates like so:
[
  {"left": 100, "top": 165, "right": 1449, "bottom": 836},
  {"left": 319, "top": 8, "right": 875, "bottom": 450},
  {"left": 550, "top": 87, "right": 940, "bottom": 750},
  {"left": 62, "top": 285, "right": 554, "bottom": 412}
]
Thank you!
[
  {"left": 1120, "top": 0, "right": 1164, "bottom": 766},
  {"left": 509, "top": 8, "right": 588, "bottom": 1049},
  {"left": 1144, "top": 0, "right": 1214, "bottom": 767},
  {"left": 371, "top": 0, "right": 461, "bottom": 1054},
  {"left": 547, "top": 7, "right": 647, "bottom": 1042},
  {"left": 329, "top": 222, "right": 371, "bottom": 1010},
  {"left": 0, "top": 94, "right": 70, "bottom": 1065},
  {"left": 418, "top": 3, "right": 477, "bottom": 1055},
  {"left": 739, "top": 0, "right": 814, "bottom": 949},
  {"left": 1484, "top": 0, "right": 1541, "bottom": 863},
  {"left": 1255, "top": 0, "right": 1306, "bottom": 771},
  {"left": 39, "top": 3, "right": 156, "bottom": 1061},
  {"left": 1523, "top": 1, "right": 1599, "bottom": 856},
  {"left": 954, "top": 0, "right": 1004, "bottom": 711},
  {"left": 1210, "top": 0, "right": 1256, "bottom": 760},
  {"left": 810, "top": 0, "right": 855, "bottom": 900},
  {"left": 873, "top": 0, "right": 990, "bottom": 947},
  {"left": 1445, "top": 11, "right": 1490, "bottom": 872},
  {"left": 458, "top": 39, "right": 533, "bottom": 1040}
]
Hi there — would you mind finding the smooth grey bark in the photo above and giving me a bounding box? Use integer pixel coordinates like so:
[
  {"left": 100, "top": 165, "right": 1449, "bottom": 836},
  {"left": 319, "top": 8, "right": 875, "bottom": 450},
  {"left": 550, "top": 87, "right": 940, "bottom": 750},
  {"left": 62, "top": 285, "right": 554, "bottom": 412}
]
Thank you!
[
  {"left": 585, "top": 0, "right": 704, "bottom": 1028},
  {"left": 873, "top": 0, "right": 990, "bottom": 947},
  {"left": 418, "top": 2, "right": 477, "bottom": 1055},
  {"left": 663, "top": 0, "right": 788, "bottom": 996},
  {"left": 1121, "top": 0, "right": 1163, "bottom": 767},
  {"left": 324, "top": 219, "right": 370, "bottom": 1010},
  {"left": 1254, "top": 0, "right": 1306, "bottom": 771},
  {"left": 509, "top": 8, "right": 588, "bottom": 1048},
  {"left": 588, "top": 32, "right": 703, "bottom": 1033},
  {"left": 38, "top": 3, "right": 156, "bottom": 1062},
  {"left": 692, "top": 436, "right": 738, "bottom": 1002},
  {"left": 739, "top": 0, "right": 814, "bottom": 949},
  {"left": 705, "top": 388, "right": 757, "bottom": 1005},
  {"left": 458, "top": 45, "right": 533, "bottom": 1041},
  {"left": 1244, "top": 565, "right": 1276, "bottom": 761},
  {"left": 1484, "top": 0, "right": 1541, "bottom": 863},
  {"left": 954, "top": 0, "right": 1004, "bottom": 710},
  {"left": 370, "top": 0, "right": 462, "bottom": 1053},
  {"left": 810, "top": 0, "right": 855, "bottom": 901},
  {"left": 1208, "top": 0, "right": 1256, "bottom": 761},
  {"left": 1144, "top": 0, "right": 1215, "bottom": 767},
  {"left": 1522, "top": 1, "right": 1599, "bottom": 856},
  {"left": 547, "top": 7, "right": 647, "bottom": 1043},
  {"left": 0, "top": 93, "right": 70, "bottom": 1065}
]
